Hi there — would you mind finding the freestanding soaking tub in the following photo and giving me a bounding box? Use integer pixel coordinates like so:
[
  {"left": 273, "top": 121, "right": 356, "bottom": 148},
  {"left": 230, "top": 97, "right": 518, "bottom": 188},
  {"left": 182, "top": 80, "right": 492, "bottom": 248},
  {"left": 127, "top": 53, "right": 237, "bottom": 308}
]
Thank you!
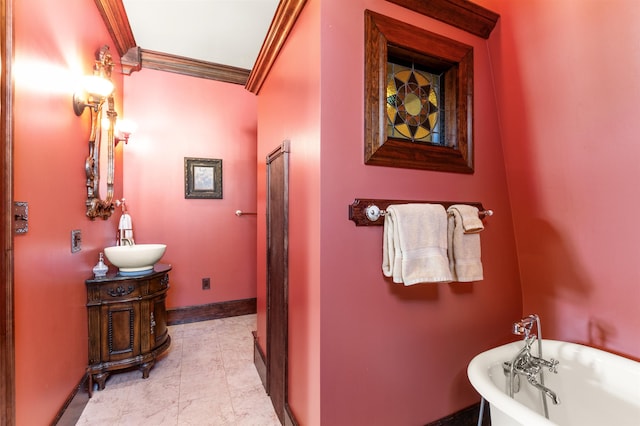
[{"left": 467, "top": 339, "right": 640, "bottom": 426}]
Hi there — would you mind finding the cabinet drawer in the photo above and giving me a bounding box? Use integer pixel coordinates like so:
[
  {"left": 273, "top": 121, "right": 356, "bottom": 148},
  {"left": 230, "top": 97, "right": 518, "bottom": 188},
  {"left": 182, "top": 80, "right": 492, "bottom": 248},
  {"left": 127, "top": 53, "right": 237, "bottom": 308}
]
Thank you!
[
  {"left": 149, "top": 273, "right": 170, "bottom": 293},
  {"left": 100, "top": 282, "right": 143, "bottom": 301}
]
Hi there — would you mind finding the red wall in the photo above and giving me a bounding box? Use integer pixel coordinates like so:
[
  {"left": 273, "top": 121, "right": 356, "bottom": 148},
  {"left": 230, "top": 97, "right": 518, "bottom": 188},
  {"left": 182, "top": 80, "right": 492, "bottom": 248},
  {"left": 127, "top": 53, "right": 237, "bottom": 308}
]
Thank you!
[
  {"left": 122, "top": 69, "right": 257, "bottom": 309},
  {"left": 256, "top": 0, "right": 522, "bottom": 424},
  {"left": 15, "top": 0, "right": 639, "bottom": 424},
  {"left": 481, "top": 0, "right": 640, "bottom": 358},
  {"left": 13, "top": 0, "right": 123, "bottom": 423}
]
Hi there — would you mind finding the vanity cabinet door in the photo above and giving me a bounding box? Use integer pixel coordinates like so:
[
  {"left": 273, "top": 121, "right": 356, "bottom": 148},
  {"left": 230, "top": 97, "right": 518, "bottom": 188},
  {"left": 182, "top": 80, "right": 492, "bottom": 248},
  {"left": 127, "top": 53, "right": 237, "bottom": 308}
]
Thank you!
[
  {"left": 100, "top": 301, "right": 141, "bottom": 362},
  {"left": 138, "top": 275, "right": 169, "bottom": 353},
  {"left": 150, "top": 292, "right": 169, "bottom": 349}
]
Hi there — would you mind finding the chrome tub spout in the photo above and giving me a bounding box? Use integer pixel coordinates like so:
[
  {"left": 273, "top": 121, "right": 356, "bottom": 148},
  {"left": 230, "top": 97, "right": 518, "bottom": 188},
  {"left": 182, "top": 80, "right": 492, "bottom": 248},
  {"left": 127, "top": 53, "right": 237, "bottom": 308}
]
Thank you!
[{"left": 527, "top": 375, "right": 560, "bottom": 405}]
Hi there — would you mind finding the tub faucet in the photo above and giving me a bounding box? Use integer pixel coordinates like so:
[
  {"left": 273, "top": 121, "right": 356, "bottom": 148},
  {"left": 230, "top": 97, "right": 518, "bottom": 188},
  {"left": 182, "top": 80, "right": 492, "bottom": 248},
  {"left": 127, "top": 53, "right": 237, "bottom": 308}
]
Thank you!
[
  {"left": 507, "top": 340, "right": 560, "bottom": 384},
  {"left": 527, "top": 374, "right": 560, "bottom": 405},
  {"left": 506, "top": 314, "right": 560, "bottom": 418}
]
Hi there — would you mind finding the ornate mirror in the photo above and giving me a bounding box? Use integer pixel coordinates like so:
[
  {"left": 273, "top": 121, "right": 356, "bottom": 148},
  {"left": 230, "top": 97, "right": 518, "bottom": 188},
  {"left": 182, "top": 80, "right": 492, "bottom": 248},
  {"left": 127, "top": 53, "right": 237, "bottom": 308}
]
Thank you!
[{"left": 82, "top": 46, "right": 117, "bottom": 220}]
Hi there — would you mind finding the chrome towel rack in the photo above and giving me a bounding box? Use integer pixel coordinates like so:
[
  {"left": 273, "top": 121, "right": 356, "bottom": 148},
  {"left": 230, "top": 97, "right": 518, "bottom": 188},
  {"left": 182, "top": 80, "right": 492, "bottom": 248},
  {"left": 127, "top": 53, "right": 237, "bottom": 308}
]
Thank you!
[
  {"left": 235, "top": 210, "right": 257, "bottom": 217},
  {"left": 348, "top": 198, "right": 493, "bottom": 226}
]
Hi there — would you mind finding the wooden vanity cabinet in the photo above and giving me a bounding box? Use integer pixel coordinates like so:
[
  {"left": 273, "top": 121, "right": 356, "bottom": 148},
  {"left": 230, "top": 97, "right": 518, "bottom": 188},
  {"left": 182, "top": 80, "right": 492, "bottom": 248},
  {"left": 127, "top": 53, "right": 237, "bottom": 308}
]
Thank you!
[{"left": 85, "top": 264, "right": 171, "bottom": 396}]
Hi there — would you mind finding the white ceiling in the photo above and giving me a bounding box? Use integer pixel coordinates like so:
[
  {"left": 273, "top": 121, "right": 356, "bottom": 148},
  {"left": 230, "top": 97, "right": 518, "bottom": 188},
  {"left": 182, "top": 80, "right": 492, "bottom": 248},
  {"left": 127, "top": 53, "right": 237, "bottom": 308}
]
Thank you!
[{"left": 122, "top": 0, "right": 280, "bottom": 70}]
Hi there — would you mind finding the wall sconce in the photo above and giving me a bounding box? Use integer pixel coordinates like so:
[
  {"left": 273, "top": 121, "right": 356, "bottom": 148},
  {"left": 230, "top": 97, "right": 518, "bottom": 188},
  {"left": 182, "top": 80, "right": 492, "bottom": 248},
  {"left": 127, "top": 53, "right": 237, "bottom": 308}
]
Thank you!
[
  {"left": 115, "top": 119, "right": 138, "bottom": 145},
  {"left": 73, "top": 46, "right": 114, "bottom": 116}
]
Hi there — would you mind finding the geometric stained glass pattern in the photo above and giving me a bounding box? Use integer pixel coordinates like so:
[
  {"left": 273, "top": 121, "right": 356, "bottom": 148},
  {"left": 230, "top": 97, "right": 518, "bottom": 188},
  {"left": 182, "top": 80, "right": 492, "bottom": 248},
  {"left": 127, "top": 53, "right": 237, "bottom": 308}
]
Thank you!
[{"left": 386, "top": 62, "right": 443, "bottom": 144}]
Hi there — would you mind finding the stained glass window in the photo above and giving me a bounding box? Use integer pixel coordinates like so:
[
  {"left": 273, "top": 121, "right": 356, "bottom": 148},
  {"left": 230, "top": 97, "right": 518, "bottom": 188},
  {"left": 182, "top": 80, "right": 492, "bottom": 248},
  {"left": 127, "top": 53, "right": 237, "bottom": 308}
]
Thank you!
[{"left": 386, "top": 61, "right": 443, "bottom": 145}]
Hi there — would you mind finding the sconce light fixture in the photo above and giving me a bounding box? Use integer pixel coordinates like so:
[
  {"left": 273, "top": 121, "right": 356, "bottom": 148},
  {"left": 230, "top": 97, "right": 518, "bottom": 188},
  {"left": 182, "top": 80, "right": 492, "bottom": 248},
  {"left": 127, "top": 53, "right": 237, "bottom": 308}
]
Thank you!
[
  {"left": 114, "top": 118, "right": 138, "bottom": 145},
  {"left": 73, "top": 46, "right": 114, "bottom": 116}
]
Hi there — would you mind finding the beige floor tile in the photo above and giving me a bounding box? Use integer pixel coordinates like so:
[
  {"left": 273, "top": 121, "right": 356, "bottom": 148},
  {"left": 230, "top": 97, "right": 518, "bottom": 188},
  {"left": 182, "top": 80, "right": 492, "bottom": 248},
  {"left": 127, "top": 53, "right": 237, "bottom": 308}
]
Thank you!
[
  {"left": 77, "top": 314, "right": 277, "bottom": 426},
  {"left": 177, "top": 395, "right": 236, "bottom": 426},
  {"left": 117, "top": 404, "right": 179, "bottom": 426},
  {"left": 179, "top": 369, "right": 229, "bottom": 402}
]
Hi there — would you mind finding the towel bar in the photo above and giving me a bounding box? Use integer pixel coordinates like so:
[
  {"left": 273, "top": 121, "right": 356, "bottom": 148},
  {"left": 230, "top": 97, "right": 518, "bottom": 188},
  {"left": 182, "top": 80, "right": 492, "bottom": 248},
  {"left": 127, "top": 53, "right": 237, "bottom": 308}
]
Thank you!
[
  {"left": 235, "top": 210, "right": 257, "bottom": 216},
  {"left": 348, "top": 198, "right": 493, "bottom": 226}
]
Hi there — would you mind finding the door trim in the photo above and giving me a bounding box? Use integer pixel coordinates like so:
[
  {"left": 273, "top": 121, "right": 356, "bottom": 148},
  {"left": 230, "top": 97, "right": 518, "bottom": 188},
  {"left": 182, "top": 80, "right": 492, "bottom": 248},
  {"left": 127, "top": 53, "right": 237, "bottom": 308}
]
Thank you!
[{"left": 1, "top": 0, "right": 16, "bottom": 423}]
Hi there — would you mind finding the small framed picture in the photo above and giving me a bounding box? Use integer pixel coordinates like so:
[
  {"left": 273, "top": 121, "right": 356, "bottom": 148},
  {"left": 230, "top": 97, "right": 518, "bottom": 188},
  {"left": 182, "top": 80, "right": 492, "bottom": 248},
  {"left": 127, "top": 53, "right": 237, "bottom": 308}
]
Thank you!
[{"left": 184, "top": 157, "right": 222, "bottom": 199}]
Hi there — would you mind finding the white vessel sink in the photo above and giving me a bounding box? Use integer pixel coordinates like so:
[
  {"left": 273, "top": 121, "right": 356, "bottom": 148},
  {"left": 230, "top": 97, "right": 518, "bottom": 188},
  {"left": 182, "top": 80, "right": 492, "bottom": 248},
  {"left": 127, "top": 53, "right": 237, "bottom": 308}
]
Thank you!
[{"left": 104, "top": 244, "right": 167, "bottom": 274}]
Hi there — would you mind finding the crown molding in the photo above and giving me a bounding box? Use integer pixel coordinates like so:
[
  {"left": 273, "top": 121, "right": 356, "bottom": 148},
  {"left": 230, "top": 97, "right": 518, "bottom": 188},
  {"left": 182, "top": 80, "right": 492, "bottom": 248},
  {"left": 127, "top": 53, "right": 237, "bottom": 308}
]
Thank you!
[
  {"left": 140, "top": 49, "right": 250, "bottom": 85},
  {"left": 93, "top": 0, "right": 136, "bottom": 56},
  {"left": 245, "top": 0, "right": 308, "bottom": 94}
]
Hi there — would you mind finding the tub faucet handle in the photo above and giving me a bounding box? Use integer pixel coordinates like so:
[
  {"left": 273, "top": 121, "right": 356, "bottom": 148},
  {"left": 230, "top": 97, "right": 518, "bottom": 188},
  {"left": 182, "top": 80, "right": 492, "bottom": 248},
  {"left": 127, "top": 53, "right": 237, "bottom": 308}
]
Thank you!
[{"left": 512, "top": 315, "right": 537, "bottom": 337}]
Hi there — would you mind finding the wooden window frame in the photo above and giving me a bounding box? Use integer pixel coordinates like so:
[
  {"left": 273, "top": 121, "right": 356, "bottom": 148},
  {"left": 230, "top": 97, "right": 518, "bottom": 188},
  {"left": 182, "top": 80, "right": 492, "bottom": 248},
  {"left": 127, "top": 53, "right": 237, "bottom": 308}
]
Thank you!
[{"left": 365, "top": 10, "right": 474, "bottom": 173}]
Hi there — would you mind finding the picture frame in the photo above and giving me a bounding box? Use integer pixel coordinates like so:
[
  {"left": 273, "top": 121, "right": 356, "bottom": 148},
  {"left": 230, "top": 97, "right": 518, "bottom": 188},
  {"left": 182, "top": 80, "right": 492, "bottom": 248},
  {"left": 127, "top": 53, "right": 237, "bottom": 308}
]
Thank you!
[
  {"left": 184, "top": 157, "right": 223, "bottom": 199},
  {"left": 364, "top": 10, "right": 474, "bottom": 174}
]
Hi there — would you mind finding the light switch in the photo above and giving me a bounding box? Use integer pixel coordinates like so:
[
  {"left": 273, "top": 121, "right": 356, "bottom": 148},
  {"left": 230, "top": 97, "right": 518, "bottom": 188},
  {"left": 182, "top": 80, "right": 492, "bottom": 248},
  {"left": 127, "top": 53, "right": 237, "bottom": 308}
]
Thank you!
[{"left": 13, "top": 201, "right": 28, "bottom": 234}]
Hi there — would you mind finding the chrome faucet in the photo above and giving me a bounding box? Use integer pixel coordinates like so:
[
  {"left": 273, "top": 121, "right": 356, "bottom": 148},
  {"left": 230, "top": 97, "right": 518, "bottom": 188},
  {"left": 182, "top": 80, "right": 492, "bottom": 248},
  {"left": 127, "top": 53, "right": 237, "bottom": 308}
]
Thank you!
[
  {"left": 527, "top": 375, "right": 560, "bottom": 405},
  {"left": 504, "top": 315, "right": 560, "bottom": 419},
  {"left": 116, "top": 229, "right": 135, "bottom": 246}
]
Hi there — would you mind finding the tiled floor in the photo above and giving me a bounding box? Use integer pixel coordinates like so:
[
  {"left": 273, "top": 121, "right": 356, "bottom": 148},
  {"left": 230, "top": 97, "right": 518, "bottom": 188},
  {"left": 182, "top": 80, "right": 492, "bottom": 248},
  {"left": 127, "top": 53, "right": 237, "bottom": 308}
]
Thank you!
[{"left": 76, "top": 314, "right": 280, "bottom": 426}]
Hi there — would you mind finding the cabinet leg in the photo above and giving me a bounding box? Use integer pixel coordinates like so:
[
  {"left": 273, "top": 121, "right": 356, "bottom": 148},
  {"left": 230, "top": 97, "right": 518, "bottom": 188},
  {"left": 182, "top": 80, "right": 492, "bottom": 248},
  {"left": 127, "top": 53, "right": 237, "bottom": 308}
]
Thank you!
[
  {"left": 94, "top": 372, "right": 109, "bottom": 391},
  {"left": 87, "top": 374, "right": 93, "bottom": 398},
  {"left": 140, "top": 360, "right": 155, "bottom": 379}
]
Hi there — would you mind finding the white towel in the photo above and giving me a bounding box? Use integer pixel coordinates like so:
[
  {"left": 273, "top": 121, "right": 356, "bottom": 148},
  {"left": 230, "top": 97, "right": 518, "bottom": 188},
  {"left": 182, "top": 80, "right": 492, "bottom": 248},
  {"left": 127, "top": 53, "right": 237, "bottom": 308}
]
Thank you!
[
  {"left": 447, "top": 205, "right": 483, "bottom": 282},
  {"left": 451, "top": 203, "right": 484, "bottom": 234},
  {"left": 118, "top": 213, "right": 134, "bottom": 245},
  {"left": 382, "top": 204, "right": 452, "bottom": 285}
]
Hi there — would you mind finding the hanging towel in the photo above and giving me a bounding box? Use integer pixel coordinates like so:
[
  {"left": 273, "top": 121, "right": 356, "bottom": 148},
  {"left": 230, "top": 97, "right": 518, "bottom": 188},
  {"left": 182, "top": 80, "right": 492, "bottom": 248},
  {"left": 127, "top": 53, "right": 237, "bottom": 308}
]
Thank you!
[
  {"left": 447, "top": 205, "right": 483, "bottom": 282},
  {"left": 118, "top": 213, "right": 134, "bottom": 245},
  {"left": 382, "top": 204, "right": 452, "bottom": 285},
  {"left": 451, "top": 203, "right": 484, "bottom": 234}
]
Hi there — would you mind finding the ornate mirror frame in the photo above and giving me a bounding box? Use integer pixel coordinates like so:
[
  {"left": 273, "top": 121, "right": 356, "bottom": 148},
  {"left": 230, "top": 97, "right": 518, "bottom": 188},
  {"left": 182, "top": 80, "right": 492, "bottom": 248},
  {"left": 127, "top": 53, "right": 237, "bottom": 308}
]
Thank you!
[
  {"left": 364, "top": 10, "right": 474, "bottom": 173},
  {"left": 86, "top": 46, "right": 116, "bottom": 220}
]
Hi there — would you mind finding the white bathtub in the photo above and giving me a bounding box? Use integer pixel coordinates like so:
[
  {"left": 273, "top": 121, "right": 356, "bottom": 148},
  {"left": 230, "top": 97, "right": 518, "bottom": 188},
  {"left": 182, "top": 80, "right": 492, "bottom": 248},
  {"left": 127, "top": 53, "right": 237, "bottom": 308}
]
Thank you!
[{"left": 467, "top": 339, "right": 640, "bottom": 426}]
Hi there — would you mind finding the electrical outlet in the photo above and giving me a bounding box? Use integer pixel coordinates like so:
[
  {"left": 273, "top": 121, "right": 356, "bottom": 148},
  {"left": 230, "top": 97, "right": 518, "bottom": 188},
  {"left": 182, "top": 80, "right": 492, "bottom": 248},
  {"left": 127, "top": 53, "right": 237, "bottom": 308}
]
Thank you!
[{"left": 202, "top": 277, "right": 211, "bottom": 290}]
